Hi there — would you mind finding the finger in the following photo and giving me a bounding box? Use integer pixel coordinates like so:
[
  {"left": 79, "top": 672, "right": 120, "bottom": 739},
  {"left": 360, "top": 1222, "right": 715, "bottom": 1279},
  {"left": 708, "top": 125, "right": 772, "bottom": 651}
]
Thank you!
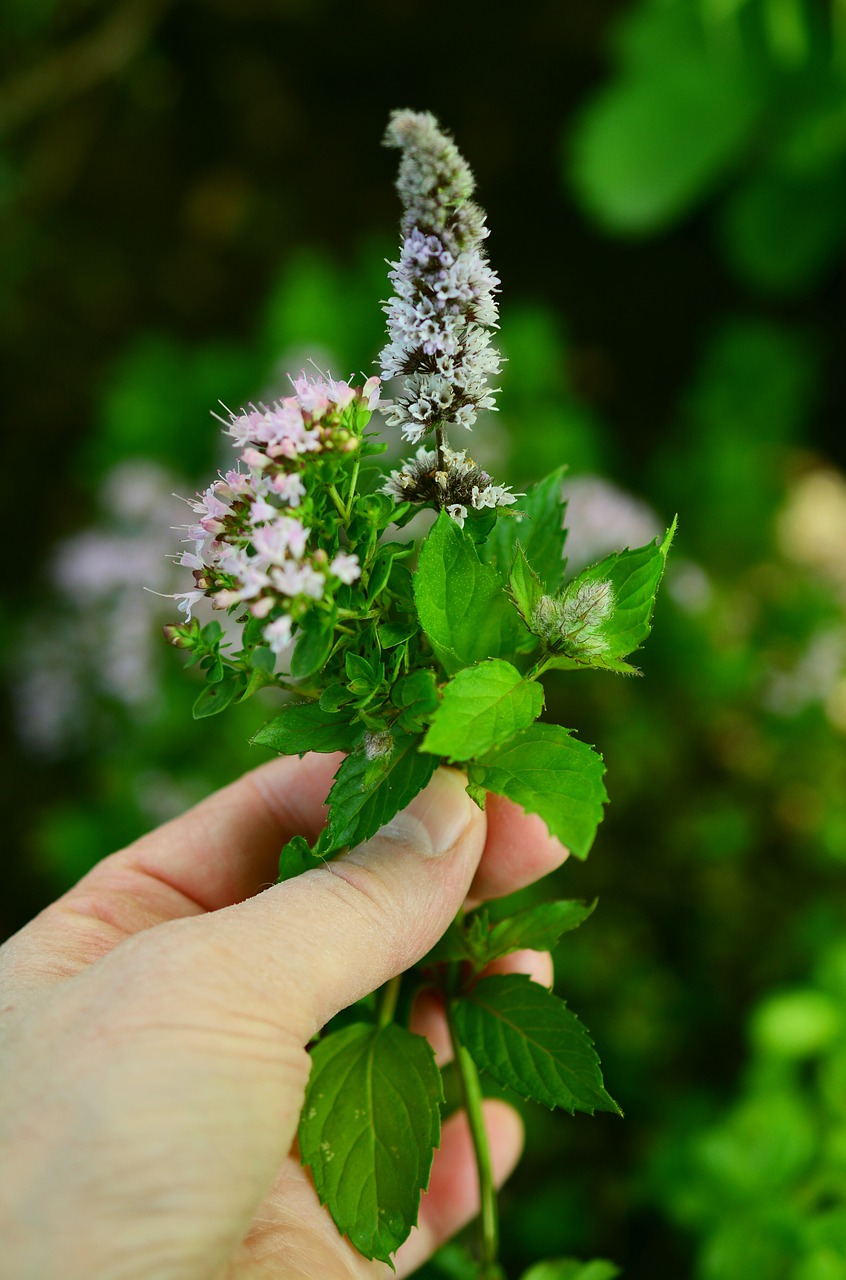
[
  {"left": 394, "top": 1100, "right": 524, "bottom": 1278},
  {"left": 171, "top": 766, "right": 489, "bottom": 1040},
  {"left": 468, "top": 792, "right": 569, "bottom": 903},
  {"left": 0, "top": 752, "right": 342, "bottom": 989},
  {"left": 410, "top": 948, "right": 554, "bottom": 1065}
]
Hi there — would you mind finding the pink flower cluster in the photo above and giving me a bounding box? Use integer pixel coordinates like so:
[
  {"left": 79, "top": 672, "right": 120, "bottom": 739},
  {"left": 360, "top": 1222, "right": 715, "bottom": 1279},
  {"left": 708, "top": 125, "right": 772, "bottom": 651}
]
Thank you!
[{"left": 173, "top": 372, "right": 377, "bottom": 657}]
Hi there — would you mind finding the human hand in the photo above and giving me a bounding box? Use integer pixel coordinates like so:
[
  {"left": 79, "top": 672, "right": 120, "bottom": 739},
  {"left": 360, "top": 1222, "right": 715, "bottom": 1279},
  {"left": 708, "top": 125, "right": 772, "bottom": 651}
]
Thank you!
[{"left": 0, "top": 753, "right": 568, "bottom": 1279}]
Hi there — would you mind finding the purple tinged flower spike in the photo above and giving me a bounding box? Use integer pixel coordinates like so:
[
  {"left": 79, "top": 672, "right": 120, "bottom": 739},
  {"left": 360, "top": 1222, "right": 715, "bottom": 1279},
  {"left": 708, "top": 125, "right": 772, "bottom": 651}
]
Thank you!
[{"left": 380, "top": 110, "right": 501, "bottom": 444}]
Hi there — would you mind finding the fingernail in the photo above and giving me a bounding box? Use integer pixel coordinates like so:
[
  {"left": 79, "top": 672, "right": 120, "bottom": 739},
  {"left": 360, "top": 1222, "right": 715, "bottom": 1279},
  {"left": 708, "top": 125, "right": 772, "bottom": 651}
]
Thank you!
[{"left": 369, "top": 768, "right": 473, "bottom": 858}]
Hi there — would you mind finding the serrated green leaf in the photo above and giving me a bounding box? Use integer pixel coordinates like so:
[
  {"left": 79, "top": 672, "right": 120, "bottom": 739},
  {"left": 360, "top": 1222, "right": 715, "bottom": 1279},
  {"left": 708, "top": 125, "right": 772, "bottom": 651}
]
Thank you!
[
  {"left": 291, "top": 611, "right": 336, "bottom": 678},
  {"left": 484, "top": 900, "right": 597, "bottom": 963},
  {"left": 422, "top": 660, "right": 544, "bottom": 762},
  {"left": 252, "top": 701, "right": 360, "bottom": 756},
  {"left": 486, "top": 468, "right": 569, "bottom": 591},
  {"left": 544, "top": 519, "right": 676, "bottom": 673},
  {"left": 455, "top": 974, "right": 620, "bottom": 1115},
  {"left": 521, "top": 1259, "right": 621, "bottom": 1280},
  {"left": 192, "top": 675, "right": 241, "bottom": 719},
  {"left": 425, "top": 900, "right": 595, "bottom": 968},
  {"left": 415, "top": 511, "right": 515, "bottom": 673},
  {"left": 299, "top": 1022, "right": 443, "bottom": 1262},
  {"left": 321, "top": 732, "right": 438, "bottom": 854},
  {"left": 468, "top": 723, "right": 607, "bottom": 859}
]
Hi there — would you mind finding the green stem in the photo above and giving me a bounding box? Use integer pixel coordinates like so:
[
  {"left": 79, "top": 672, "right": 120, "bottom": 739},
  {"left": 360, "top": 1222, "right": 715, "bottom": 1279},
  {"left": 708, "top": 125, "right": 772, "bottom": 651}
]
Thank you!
[
  {"left": 377, "top": 975, "right": 402, "bottom": 1028},
  {"left": 526, "top": 655, "right": 551, "bottom": 682},
  {"left": 344, "top": 454, "right": 361, "bottom": 522},
  {"left": 446, "top": 1000, "right": 500, "bottom": 1276},
  {"left": 327, "top": 484, "right": 347, "bottom": 519}
]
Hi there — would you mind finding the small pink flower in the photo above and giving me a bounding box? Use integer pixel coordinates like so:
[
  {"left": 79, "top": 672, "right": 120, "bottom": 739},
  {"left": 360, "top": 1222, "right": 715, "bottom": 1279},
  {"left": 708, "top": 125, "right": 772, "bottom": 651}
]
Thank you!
[
  {"left": 330, "top": 551, "right": 361, "bottom": 584},
  {"left": 271, "top": 472, "right": 305, "bottom": 506},
  {"left": 252, "top": 517, "right": 309, "bottom": 564},
  {"left": 264, "top": 615, "right": 293, "bottom": 653}
]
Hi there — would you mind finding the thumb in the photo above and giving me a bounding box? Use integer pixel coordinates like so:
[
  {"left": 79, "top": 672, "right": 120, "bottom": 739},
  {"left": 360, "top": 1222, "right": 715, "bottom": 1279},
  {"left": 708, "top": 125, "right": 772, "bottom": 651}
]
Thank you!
[{"left": 189, "top": 766, "right": 485, "bottom": 1040}]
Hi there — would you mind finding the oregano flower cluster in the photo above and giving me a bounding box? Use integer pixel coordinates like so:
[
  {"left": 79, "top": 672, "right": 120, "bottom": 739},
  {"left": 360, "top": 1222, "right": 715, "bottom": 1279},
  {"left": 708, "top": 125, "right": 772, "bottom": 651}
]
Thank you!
[{"left": 166, "top": 110, "right": 674, "bottom": 1279}]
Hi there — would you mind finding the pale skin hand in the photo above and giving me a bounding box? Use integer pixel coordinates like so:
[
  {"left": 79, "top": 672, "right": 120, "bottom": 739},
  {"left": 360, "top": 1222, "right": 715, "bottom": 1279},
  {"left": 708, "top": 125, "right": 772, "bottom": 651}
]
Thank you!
[{"left": 0, "top": 753, "right": 568, "bottom": 1280}]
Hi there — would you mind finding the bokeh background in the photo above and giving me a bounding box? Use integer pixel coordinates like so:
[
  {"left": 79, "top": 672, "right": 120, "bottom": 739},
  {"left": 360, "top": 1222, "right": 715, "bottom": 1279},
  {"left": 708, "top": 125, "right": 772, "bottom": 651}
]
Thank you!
[{"left": 3, "top": 2, "right": 846, "bottom": 1277}]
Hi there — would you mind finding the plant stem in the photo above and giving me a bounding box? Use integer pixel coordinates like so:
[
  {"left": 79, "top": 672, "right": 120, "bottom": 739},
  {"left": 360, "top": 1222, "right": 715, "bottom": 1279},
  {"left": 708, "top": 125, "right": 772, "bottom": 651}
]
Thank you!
[
  {"left": 377, "top": 974, "right": 402, "bottom": 1028},
  {"left": 435, "top": 424, "right": 447, "bottom": 471},
  {"left": 344, "top": 454, "right": 361, "bottom": 522},
  {"left": 526, "top": 655, "right": 551, "bottom": 682},
  {"left": 327, "top": 483, "right": 347, "bottom": 519},
  {"left": 446, "top": 1000, "right": 500, "bottom": 1276}
]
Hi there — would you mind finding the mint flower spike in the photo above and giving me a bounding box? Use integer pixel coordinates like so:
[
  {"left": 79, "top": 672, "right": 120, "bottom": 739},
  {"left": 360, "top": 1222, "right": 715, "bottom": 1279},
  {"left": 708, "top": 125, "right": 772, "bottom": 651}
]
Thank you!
[{"left": 380, "top": 109, "right": 502, "bottom": 446}]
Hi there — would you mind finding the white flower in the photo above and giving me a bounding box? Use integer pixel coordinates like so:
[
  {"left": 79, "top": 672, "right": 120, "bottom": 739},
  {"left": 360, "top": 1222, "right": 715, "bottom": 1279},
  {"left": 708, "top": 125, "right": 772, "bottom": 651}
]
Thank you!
[
  {"left": 330, "top": 552, "right": 361, "bottom": 585},
  {"left": 264, "top": 615, "right": 293, "bottom": 654},
  {"left": 380, "top": 111, "right": 501, "bottom": 442}
]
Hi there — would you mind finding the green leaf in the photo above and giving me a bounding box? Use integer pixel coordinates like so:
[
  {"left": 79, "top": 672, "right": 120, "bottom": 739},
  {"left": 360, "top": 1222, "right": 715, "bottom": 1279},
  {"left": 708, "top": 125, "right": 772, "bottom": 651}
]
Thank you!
[
  {"left": 544, "top": 519, "right": 676, "bottom": 673},
  {"left": 319, "top": 683, "right": 354, "bottom": 712},
  {"left": 378, "top": 620, "right": 419, "bottom": 649},
  {"left": 252, "top": 701, "right": 360, "bottom": 756},
  {"left": 422, "top": 660, "right": 544, "bottom": 762},
  {"left": 299, "top": 1022, "right": 443, "bottom": 1263},
  {"left": 520, "top": 1259, "right": 621, "bottom": 1280},
  {"left": 484, "top": 900, "right": 597, "bottom": 963},
  {"left": 391, "top": 669, "right": 440, "bottom": 733},
  {"left": 291, "top": 612, "right": 336, "bottom": 679},
  {"left": 192, "top": 675, "right": 241, "bottom": 719},
  {"left": 508, "top": 543, "right": 545, "bottom": 627},
  {"left": 321, "top": 732, "right": 438, "bottom": 854},
  {"left": 414, "top": 511, "right": 515, "bottom": 673},
  {"left": 454, "top": 974, "right": 620, "bottom": 1115},
  {"left": 468, "top": 723, "right": 607, "bottom": 860},
  {"left": 278, "top": 835, "right": 320, "bottom": 882},
  {"left": 425, "top": 900, "right": 595, "bottom": 968},
  {"left": 486, "top": 467, "right": 569, "bottom": 592},
  {"left": 367, "top": 541, "right": 413, "bottom": 604}
]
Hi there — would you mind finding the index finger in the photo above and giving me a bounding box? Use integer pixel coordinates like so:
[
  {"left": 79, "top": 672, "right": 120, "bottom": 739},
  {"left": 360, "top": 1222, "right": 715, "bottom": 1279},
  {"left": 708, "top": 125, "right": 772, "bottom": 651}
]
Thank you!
[{"left": 468, "top": 791, "right": 569, "bottom": 902}]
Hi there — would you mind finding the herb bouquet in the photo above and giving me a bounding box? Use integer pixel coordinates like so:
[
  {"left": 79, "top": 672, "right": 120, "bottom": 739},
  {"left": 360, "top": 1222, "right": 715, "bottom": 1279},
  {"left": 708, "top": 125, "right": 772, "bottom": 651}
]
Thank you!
[{"left": 166, "top": 111, "right": 674, "bottom": 1280}]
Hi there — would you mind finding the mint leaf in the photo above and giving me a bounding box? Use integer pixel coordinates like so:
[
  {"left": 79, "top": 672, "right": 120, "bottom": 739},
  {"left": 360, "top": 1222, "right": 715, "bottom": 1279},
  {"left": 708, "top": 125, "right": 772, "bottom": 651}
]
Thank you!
[
  {"left": 484, "top": 900, "right": 597, "bottom": 962},
  {"left": 486, "top": 467, "right": 568, "bottom": 592},
  {"left": 468, "top": 723, "right": 607, "bottom": 859},
  {"left": 299, "top": 1022, "right": 442, "bottom": 1263},
  {"left": 521, "top": 1260, "right": 621, "bottom": 1280},
  {"left": 425, "top": 900, "right": 595, "bottom": 968},
  {"left": 321, "top": 732, "right": 437, "bottom": 854},
  {"left": 415, "top": 511, "right": 514, "bottom": 673},
  {"left": 421, "top": 660, "right": 544, "bottom": 762},
  {"left": 454, "top": 974, "right": 620, "bottom": 1115},
  {"left": 252, "top": 701, "right": 360, "bottom": 756},
  {"left": 544, "top": 519, "right": 676, "bottom": 674}
]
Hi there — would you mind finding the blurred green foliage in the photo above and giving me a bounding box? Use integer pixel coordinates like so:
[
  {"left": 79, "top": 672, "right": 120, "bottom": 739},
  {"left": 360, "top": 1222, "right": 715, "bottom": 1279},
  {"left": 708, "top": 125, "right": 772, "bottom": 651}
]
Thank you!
[{"left": 3, "top": 1, "right": 846, "bottom": 1277}]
